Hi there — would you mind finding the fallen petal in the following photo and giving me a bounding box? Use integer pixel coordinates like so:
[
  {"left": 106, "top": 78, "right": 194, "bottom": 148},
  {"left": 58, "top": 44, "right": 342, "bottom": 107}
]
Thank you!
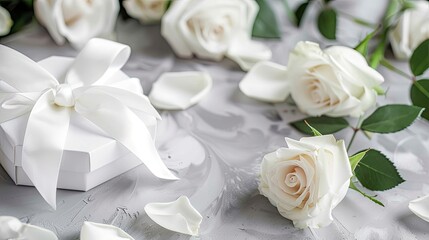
[
  {"left": 409, "top": 195, "right": 429, "bottom": 222},
  {"left": 21, "top": 224, "right": 59, "bottom": 240},
  {"left": 239, "top": 61, "right": 289, "bottom": 102},
  {"left": 149, "top": 72, "right": 212, "bottom": 110},
  {"left": 80, "top": 222, "right": 134, "bottom": 240},
  {"left": 0, "top": 216, "right": 23, "bottom": 239},
  {"left": 0, "top": 216, "right": 58, "bottom": 240},
  {"left": 144, "top": 196, "right": 203, "bottom": 236},
  {"left": 227, "top": 32, "right": 272, "bottom": 71}
]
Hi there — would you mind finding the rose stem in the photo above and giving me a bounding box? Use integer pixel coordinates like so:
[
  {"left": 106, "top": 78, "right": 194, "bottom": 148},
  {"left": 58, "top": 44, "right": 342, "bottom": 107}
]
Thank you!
[
  {"left": 380, "top": 60, "right": 429, "bottom": 100},
  {"left": 380, "top": 58, "right": 415, "bottom": 81},
  {"left": 336, "top": 10, "right": 379, "bottom": 29},
  {"left": 347, "top": 115, "right": 364, "bottom": 152}
]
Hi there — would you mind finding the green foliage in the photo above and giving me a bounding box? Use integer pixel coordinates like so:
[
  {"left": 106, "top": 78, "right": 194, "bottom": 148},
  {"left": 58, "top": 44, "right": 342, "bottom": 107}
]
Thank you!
[
  {"left": 410, "top": 39, "right": 429, "bottom": 76},
  {"left": 294, "top": 1, "right": 309, "bottom": 27},
  {"left": 304, "top": 121, "right": 322, "bottom": 136},
  {"left": 411, "top": 80, "right": 429, "bottom": 121},
  {"left": 361, "top": 104, "right": 423, "bottom": 133},
  {"left": 252, "top": 0, "right": 281, "bottom": 38},
  {"left": 291, "top": 116, "right": 349, "bottom": 135},
  {"left": 317, "top": 8, "right": 337, "bottom": 40},
  {"left": 349, "top": 149, "right": 368, "bottom": 171},
  {"left": 354, "top": 149, "right": 404, "bottom": 191}
]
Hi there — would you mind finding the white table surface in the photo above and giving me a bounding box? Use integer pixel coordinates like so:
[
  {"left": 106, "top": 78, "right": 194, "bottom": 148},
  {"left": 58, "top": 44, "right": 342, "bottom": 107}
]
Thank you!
[{"left": 1, "top": 1, "right": 429, "bottom": 239}]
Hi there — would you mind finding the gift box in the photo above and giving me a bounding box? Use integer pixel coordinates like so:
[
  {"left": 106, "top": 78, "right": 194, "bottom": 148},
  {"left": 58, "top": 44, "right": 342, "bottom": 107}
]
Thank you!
[
  {"left": 0, "top": 39, "right": 177, "bottom": 209},
  {"left": 0, "top": 106, "right": 147, "bottom": 191}
]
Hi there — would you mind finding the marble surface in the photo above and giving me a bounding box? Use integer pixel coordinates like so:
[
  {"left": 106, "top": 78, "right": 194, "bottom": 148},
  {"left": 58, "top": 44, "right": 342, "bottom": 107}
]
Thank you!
[{"left": 1, "top": 0, "right": 429, "bottom": 239}]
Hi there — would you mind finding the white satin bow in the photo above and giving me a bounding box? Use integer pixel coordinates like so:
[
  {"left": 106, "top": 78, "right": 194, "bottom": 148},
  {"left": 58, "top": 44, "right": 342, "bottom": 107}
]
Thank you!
[{"left": 0, "top": 38, "right": 178, "bottom": 209}]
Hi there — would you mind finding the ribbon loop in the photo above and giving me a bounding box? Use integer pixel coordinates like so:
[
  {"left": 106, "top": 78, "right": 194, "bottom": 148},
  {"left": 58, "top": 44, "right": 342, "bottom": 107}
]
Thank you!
[
  {"left": 0, "top": 45, "right": 58, "bottom": 92},
  {"left": 0, "top": 39, "right": 177, "bottom": 209},
  {"left": 65, "top": 38, "right": 131, "bottom": 87}
]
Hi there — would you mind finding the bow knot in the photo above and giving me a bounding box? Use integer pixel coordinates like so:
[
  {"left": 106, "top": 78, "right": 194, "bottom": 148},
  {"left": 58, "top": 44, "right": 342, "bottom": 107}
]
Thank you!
[
  {"left": 54, "top": 84, "right": 75, "bottom": 107},
  {"left": 0, "top": 38, "right": 178, "bottom": 209}
]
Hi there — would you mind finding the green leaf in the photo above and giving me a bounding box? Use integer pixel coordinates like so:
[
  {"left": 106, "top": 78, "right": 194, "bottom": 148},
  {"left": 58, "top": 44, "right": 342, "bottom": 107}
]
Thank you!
[
  {"left": 410, "top": 39, "right": 429, "bottom": 76},
  {"left": 354, "top": 37, "right": 370, "bottom": 56},
  {"left": 361, "top": 104, "right": 423, "bottom": 133},
  {"left": 290, "top": 116, "right": 349, "bottom": 135},
  {"left": 294, "top": 2, "right": 309, "bottom": 27},
  {"left": 23, "top": 0, "right": 33, "bottom": 7},
  {"left": 304, "top": 121, "right": 322, "bottom": 136},
  {"left": 354, "top": 149, "right": 404, "bottom": 191},
  {"left": 349, "top": 181, "right": 384, "bottom": 206},
  {"left": 317, "top": 8, "right": 337, "bottom": 40},
  {"left": 354, "top": 29, "right": 377, "bottom": 56},
  {"left": 166, "top": 0, "right": 173, "bottom": 10},
  {"left": 350, "top": 149, "right": 369, "bottom": 171},
  {"left": 411, "top": 79, "right": 429, "bottom": 121},
  {"left": 252, "top": 0, "right": 281, "bottom": 38}
]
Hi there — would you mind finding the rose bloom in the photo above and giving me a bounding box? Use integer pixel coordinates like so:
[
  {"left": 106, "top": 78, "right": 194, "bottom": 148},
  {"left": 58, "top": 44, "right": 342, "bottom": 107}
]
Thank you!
[
  {"left": 161, "top": 0, "right": 271, "bottom": 71},
  {"left": 123, "top": 0, "right": 168, "bottom": 23},
  {"left": 287, "top": 41, "right": 384, "bottom": 117},
  {"left": 0, "top": 6, "right": 12, "bottom": 36},
  {"left": 259, "top": 135, "right": 352, "bottom": 228},
  {"left": 389, "top": 1, "right": 429, "bottom": 59},
  {"left": 34, "top": 0, "right": 119, "bottom": 48}
]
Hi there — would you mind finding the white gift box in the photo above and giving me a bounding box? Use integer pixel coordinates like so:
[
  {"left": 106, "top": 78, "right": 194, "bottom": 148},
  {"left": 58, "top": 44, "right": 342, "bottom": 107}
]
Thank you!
[
  {"left": 0, "top": 39, "right": 177, "bottom": 209},
  {"left": 0, "top": 56, "right": 155, "bottom": 191},
  {"left": 0, "top": 113, "right": 148, "bottom": 191}
]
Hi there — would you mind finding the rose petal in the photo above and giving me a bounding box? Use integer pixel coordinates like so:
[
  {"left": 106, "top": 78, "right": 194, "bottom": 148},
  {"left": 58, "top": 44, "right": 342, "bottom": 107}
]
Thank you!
[
  {"left": 227, "top": 32, "right": 272, "bottom": 71},
  {"left": 149, "top": 71, "right": 212, "bottom": 110},
  {"left": 80, "top": 222, "right": 134, "bottom": 240},
  {"left": 161, "top": 0, "right": 194, "bottom": 58},
  {"left": 21, "top": 224, "right": 59, "bottom": 240},
  {"left": 0, "top": 216, "right": 58, "bottom": 240},
  {"left": 0, "top": 6, "right": 12, "bottom": 36},
  {"left": 144, "top": 196, "right": 203, "bottom": 236},
  {"left": 239, "top": 61, "right": 289, "bottom": 102},
  {"left": 409, "top": 195, "right": 429, "bottom": 222}
]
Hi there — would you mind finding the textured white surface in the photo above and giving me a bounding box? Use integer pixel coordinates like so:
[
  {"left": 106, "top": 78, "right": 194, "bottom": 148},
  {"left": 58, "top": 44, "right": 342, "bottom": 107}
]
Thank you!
[{"left": 1, "top": 0, "right": 429, "bottom": 239}]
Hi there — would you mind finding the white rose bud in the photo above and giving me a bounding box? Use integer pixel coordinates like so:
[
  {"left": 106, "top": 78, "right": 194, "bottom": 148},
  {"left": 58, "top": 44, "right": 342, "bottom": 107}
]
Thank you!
[
  {"left": 123, "top": 0, "right": 168, "bottom": 23},
  {"left": 34, "top": 0, "right": 119, "bottom": 48},
  {"left": 161, "top": 0, "right": 271, "bottom": 71},
  {"left": 0, "top": 5, "right": 13, "bottom": 36},
  {"left": 288, "top": 41, "right": 384, "bottom": 117},
  {"left": 389, "top": 1, "right": 429, "bottom": 59},
  {"left": 259, "top": 135, "right": 352, "bottom": 229}
]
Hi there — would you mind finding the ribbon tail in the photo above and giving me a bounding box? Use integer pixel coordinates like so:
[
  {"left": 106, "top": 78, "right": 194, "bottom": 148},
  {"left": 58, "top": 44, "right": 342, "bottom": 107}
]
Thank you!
[
  {"left": 75, "top": 92, "right": 178, "bottom": 180},
  {"left": 21, "top": 90, "right": 71, "bottom": 209}
]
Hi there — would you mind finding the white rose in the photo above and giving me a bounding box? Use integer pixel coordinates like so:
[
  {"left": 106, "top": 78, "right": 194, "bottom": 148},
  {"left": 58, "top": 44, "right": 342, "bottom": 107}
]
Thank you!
[
  {"left": 123, "top": 0, "right": 168, "bottom": 23},
  {"left": 34, "top": 0, "right": 119, "bottom": 48},
  {"left": 0, "top": 5, "right": 13, "bottom": 36},
  {"left": 288, "top": 41, "right": 384, "bottom": 117},
  {"left": 389, "top": 1, "right": 429, "bottom": 59},
  {"left": 240, "top": 41, "right": 384, "bottom": 117},
  {"left": 259, "top": 135, "right": 352, "bottom": 229},
  {"left": 161, "top": 0, "right": 271, "bottom": 71}
]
